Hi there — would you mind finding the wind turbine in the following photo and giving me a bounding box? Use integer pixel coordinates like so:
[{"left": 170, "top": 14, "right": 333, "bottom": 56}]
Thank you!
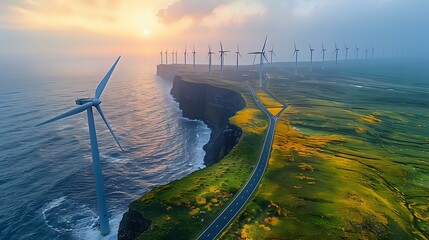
[
  {"left": 235, "top": 44, "right": 241, "bottom": 71},
  {"left": 333, "top": 43, "right": 340, "bottom": 67},
  {"left": 192, "top": 45, "right": 196, "bottom": 70},
  {"left": 175, "top": 50, "right": 178, "bottom": 65},
  {"left": 355, "top": 45, "right": 360, "bottom": 60},
  {"left": 321, "top": 43, "right": 326, "bottom": 69},
  {"left": 293, "top": 41, "right": 299, "bottom": 74},
  {"left": 268, "top": 44, "right": 276, "bottom": 64},
  {"left": 171, "top": 51, "right": 174, "bottom": 64},
  {"left": 365, "top": 47, "right": 368, "bottom": 61},
  {"left": 184, "top": 46, "right": 187, "bottom": 67},
  {"left": 371, "top": 47, "right": 375, "bottom": 59},
  {"left": 165, "top": 49, "right": 168, "bottom": 64},
  {"left": 36, "top": 57, "right": 123, "bottom": 235},
  {"left": 344, "top": 45, "right": 349, "bottom": 61},
  {"left": 219, "top": 42, "right": 229, "bottom": 78},
  {"left": 309, "top": 44, "right": 315, "bottom": 72},
  {"left": 160, "top": 50, "right": 163, "bottom": 64},
  {"left": 249, "top": 36, "right": 269, "bottom": 88},
  {"left": 208, "top": 45, "right": 215, "bottom": 76}
]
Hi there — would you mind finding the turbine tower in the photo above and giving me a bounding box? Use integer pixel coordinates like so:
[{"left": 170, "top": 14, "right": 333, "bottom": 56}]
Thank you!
[
  {"left": 165, "top": 49, "right": 168, "bottom": 64},
  {"left": 309, "top": 44, "right": 315, "bottom": 72},
  {"left": 175, "top": 50, "right": 178, "bottom": 64},
  {"left": 160, "top": 50, "right": 163, "bottom": 64},
  {"left": 344, "top": 45, "right": 349, "bottom": 61},
  {"left": 235, "top": 44, "right": 241, "bottom": 71},
  {"left": 219, "top": 42, "right": 230, "bottom": 78},
  {"left": 333, "top": 43, "right": 340, "bottom": 67},
  {"left": 171, "top": 51, "right": 174, "bottom": 64},
  {"left": 37, "top": 57, "right": 123, "bottom": 235},
  {"left": 293, "top": 41, "right": 299, "bottom": 74},
  {"left": 321, "top": 43, "right": 326, "bottom": 69},
  {"left": 365, "top": 47, "right": 368, "bottom": 61},
  {"left": 208, "top": 45, "right": 215, "bottom": 76},
  {"left": 371, "top": 47, "right": 375, "bottom": 59},
  {"left": 192, "top": 45, "right": 196, "bottom": 70},
  {"left": 249, "top": 36, "right": 269, "bottom": 88},
  {"left": 355, "top": 45, "right": 360, "bottom": 60},
  {"left": 184, "top": 46, "right": 187, "bottom": 67},
  {"left": 268, "top": 44, "right": 276, "bottom": 64}
]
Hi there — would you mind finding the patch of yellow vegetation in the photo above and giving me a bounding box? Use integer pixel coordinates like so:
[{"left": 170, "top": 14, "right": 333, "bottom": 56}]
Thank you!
[
  {"left": 259, "top": 224, "right": 271, "bottom": 231},
  {"left": 230, "top": 108, "right": 267, "bottom": 134},
  {"left": 296, "top": 175, "right": 315, "bottom": 181},
  {"left": 165, "top": 215, "right": 171, "bottom": 221},
  {"left": 359, "top": 114, "right": 382, "bottom": 124},
  {"left": 256, "top": 91, "right": 283, "bottom": 108},
  {"left": 264, "top": 217, "right": 279, "bottom": 226},
  {"left": 189, "top": 208, "right": 200, "bottom": 216},
  {"left": 268, "top": 107, "right": 283, "bottom": 116},
  {"left": 356, "top": 127, "right": 367, "bottom": 133},
  {"left": 211, "top": 198, "right": 218, "bottom": 203},
  {"left": 195, "top": 197, "right": 206, "bottom": 205},
  {"left": 241, "top": 224, "right": 252, "bottom": 240},
  {"left": 299, "top": 163, "right": 315, "bottom": 171}
]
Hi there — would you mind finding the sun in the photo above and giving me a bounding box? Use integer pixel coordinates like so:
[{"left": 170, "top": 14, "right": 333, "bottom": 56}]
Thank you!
[{"left": 143, "top": 30, "right": 149, "bottom": 36}]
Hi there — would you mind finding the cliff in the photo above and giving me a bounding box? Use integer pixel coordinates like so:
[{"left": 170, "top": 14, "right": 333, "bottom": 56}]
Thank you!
[{"left": 118, "top": 66, "right": 246, "bottom": 239}]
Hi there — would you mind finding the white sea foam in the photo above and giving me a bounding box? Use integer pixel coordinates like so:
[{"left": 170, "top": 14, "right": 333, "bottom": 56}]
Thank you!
[
  {"left": 42, "top": 196, "right": 69, "bottom": 232},
  {"left": 72, "top": 211, "right": 124, "bottom": 240}
]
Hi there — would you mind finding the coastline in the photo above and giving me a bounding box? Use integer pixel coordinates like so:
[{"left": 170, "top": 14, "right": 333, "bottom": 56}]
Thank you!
[{"left": 118, "top": 65, "right": 247, "bottom": 239}]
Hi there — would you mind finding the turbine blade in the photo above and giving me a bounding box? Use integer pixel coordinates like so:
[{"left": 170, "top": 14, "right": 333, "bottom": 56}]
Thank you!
[
  {"left": 263, "top": 53, "right": 269, "bottom": 63},
  {"left": 261, "top": 36, "right": 268, "bottom": 52},
  {"left": 248, "top": 52, "right": 261, "bottom": 54},
  {"left": 95, "top": 105, "right": 123, "bottom": 151},
  {"left": 95, "top": 56, "right": 121, "bottom": 99},
  {"left": 253, "top": 54, "right": 257, "bottom": 65},
  {"left": 36, "top": 102, "right": 93, "bottom": 126}
]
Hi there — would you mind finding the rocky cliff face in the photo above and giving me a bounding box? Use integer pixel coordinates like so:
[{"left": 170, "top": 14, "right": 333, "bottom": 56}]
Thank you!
[
  {"left": 170, "top": 75, "right": 245, "bottom": 165},
  {"left": 118, "top": 68, "right": 246, "bottom": 239}
]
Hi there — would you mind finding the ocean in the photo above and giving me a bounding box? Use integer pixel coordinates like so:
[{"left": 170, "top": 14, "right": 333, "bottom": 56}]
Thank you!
[{"left": 0, "top": 57, "right": 211, "bottom": 240}]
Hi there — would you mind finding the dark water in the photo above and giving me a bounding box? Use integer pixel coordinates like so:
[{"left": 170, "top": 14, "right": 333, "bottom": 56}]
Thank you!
[{"left": 0, "top": 57, "right": 210, "bottom": 240}]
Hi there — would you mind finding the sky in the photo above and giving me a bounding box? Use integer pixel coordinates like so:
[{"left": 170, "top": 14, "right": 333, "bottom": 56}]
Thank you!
[{"left": 1, "top": 0, "right": 429, "bottom": 63}]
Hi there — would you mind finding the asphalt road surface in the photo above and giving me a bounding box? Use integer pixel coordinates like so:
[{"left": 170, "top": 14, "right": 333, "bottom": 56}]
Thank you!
[{"left": 198, "top": 85, "right": 286, "bottom": 240}]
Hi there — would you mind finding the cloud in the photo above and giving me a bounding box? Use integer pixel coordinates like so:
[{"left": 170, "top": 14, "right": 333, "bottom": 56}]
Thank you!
[{"left": 156, "top": 0, "right": 229, "bottom": 24}]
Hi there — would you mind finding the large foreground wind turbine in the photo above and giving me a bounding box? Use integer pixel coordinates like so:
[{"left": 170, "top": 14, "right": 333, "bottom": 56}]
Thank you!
[
  {"left": 321, "top": 43, "right": 326, "bottom": 69},
  {"left": 309, "top": 44, "right": 315, "bottom": 72},
  {"left": 219, "top": 42, "right": 229, "bottom": 78},
  {"left": 37, "top": 57, "right": 123, "bottom": 235},
  {"left": 344, "top": 45, "right": 349, "bottom": 61},
  {"left": 268, "top": 44, "right": 276, "bottom": 64},
  {"left": 249, "top": 36, "right": 268, "bottom": 87},
  {"left": 333, "top": 43, "right": 340, "bottom": 67},
  {"left": 235, "top": 44, "right": 241, "bottom": 71},
  {"left": 192, "top": 45, "right": 196, "bottom": 70},
  {"left": 160, "top": 50, "right": 163, "bottom": 64},
  {"left": 208, "top": 45, "right": 215, "bottom": 76},
  {"left": 293, "top": 41, "right": 299, "bottom": 74}
]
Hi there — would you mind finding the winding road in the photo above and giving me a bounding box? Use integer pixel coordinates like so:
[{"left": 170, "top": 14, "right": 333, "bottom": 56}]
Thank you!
[{"left": 197, "top": 85, "right": 286, "bottom": 240}]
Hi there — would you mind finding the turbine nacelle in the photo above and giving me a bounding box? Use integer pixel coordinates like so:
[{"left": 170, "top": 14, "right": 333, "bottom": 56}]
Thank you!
[{"left": 76, "top": 98, "right": 101, "bottom": 106}]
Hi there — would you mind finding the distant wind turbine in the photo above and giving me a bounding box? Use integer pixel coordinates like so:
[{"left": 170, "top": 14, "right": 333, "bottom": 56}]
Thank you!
[
  {"left": 160, "top": 50, "right": 163, "bottom": 65},
  {"left": 321, "top": 43, "right": 326, "bottom": 69},
  {"left": 333, "top": 43, "right": 340, "bottom": 67},
  {"left": 165, "top": 49, "right": 168, "bottom": 64},
  {"left": 268, "top": 44, "right": 276, "bottom": 64},
  {"left": 365, "top": 47, "right": 368, "bottom": 61},
  {"left": 344, "top": 45, "right": 349, "bottom": 61},
  {"left": 235, "top": 44, "right": 241, "bottom": 71},
  {"left": 208, "top": 45, "right": 215, "bottom": 76},
  {"left": 171, "top": 51, "right": 174, "bottom": 64},
  {"left": 184, "top": 46, "right": 187, "bottom": 67},
  {"left": 355, "top": 45, "right": 360, "bottom": 60},
  {"left": 37, "top": 57, "right": 123, "bottom": 235},
  {"left": 309, "top": 44, "right": 315, "bottom": 72},
  {"left": 371, "top": 47, "right": 375, "bottom": 59},
  {"left": 175, "top": 50, "right": 178, "bottom": 64},
  {"left": 219, "top": 42, "right": 230, "bottom": 78},
  {"left": 293, "top": 41, "right": 299, "bottom": 74},
  {"left": 249, "top": 36, "right": 269, "bottom": 87},
  {"left": 192, "top": 45, "right": 196, "bottom": 70}
]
